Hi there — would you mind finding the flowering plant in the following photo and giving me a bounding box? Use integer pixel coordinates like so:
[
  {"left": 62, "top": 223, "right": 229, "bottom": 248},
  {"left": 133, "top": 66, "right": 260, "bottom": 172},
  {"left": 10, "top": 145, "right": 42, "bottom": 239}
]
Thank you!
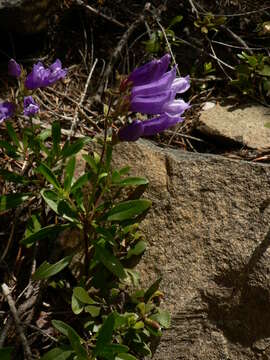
[
  {"left": 0, "top": 58, "right": 67, "bottom": 121},
  {"left": 0, "top": 55, "right": 183, "bottom": 359},
  {"left": 118, "top": 54, "right": 190, "bottom": 141}
]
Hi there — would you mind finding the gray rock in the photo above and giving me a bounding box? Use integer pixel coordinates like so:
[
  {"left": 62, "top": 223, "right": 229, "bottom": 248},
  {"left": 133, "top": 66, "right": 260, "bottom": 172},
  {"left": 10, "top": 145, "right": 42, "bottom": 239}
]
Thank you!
[
  {"left": 0, "top": 0, "right": 59, "bottom": 34},
  {"left": 112, "top": 140, "right": 270, "bottom": 359},
  {"left": 198, "top": 103, "right": 270, "bottom": 149}
]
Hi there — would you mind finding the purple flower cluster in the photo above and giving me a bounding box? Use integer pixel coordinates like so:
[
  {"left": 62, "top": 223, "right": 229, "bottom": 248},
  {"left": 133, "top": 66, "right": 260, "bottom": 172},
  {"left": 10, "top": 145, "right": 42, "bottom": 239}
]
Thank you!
[
  {"left": 25, "top": 59, "right": 67, "bottom": 90},
  {"left": 0, "top": 58, "right": 67, "bottom": 123},
  {"left": 118, "top": 54, "right": 190, "bottom": 141},
  {"left": 0, "top": 102, "right": 15, "bottom": 124}
]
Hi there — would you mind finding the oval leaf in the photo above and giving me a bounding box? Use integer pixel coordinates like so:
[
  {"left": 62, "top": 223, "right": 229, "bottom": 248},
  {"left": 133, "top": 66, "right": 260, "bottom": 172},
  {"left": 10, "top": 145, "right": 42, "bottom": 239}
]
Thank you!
[
  {"left": 107, "top": 200, "right": 151, "bottom": 221},
  {"left": 32, "top": 255, "right": 72, "bottom": 280},
  {"left": 95, "top": 244, "right": 126, "bottom": 279},
  {"left": 0, "top": 193, "right": 30, "bottom": 212},
  {"left": 20, "top": 224, "right": 70, "bottom": 246}
]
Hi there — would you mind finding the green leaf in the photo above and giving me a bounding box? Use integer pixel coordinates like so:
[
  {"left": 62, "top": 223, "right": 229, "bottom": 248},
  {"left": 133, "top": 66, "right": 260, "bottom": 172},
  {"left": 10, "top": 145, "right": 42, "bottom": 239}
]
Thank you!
[
  {"left": 61, "top": 138, "right": 91, "bottom": 158},
  {"left": 127, "top": 240, "right": 147, "bottom": 259},
  {"left": 101, "top": 344, "right": 129, "bottom": 356},
  {"left": 113, "top": 177, "right": 148, "bottom": 187},
  {"left": 94, "top": 313, "right": 115, "bottom": 355},
  {"left": 145, "top": 33, "right": 160, "bottom": 53},
  {"left": 32, "top": 255, "right": 72, "bottom": 280},
  {"left": 84, "top": 305, "right": 101, "bottom": 317},
  {"left": 68, "top": 328, "right": 87, "bottom": 359},
  {"left": 52, "top": 121, "right": 61, "bottom": 155},
  {"left": 20, "top": 223, "right": 70, "bottom": 246},
  {"left": 95, "top": 244, "right": 126, "bottom": 279},
  {"left": 41, "top": 348, "right": 74, "bottom": 360},
  {"left": 0, "top": 140, "right": 19, "bottom": 158},
  {"left": 0, "top": 193, "right": 30, "bottom": 212},
  {"left": 0, "top": 347, "right": 14, "bottom": 360},
  {"left": 107, "top": 200, "right": 151, "bottom": 221},
  {"left": 41, "top": 189, "right": 59, "bottom": 214},
  {"left": 82, "top": 154, "right": 98, "bottom": 174},
  {"left": 57, "top": 200, "right": 78, "bottom": 222},
  {"left": 52, "top": 320, "right": 80, "bottom": 338},
  {"left": 6, "top": 122, "right": 20, "bottom": 148},
  {"left": 71, "top": 293, "right": 84, "bottom": 315},
  {"left": 24, "top": 214, "right": 42, "bottom": 239},
  {"left": 73, "top": 287, "right": 96, "bottom": 304},
  {"left": 64, "top": 157, "right": 76, "bottom": 192},
  {"left": 168, "top": 15, "right": 183, "bottom": 28},
  {"left": 257, "top": 64, "right": 270, "bottom": 77},
  {"left": 37, "top": 162, "right": 61, "bottom": 190},
  {"left": 37, "top": 129, "right": 51, "bottom": 142},
  {"left": 0, "top": 169, "right": 29, "bottom": 184},
  {"left": 150, "top": 310, "right": 171, "bottom": 328},
  {"left": 144, "top": 278, "right": 162, "bottom": 303},
  {"left": 116, "top": 353, "right": 137, "bottom": 360},
  {"left": 71, "top": 172, "right": 91, "bottom": 194}
]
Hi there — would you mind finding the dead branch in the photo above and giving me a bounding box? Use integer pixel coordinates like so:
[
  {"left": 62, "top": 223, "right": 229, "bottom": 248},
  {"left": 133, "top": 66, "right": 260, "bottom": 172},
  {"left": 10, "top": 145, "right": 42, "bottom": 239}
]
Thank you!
[
  {"left": 69, "top": 58, "right": 99, "bottom": 139},
  {"left": 1, "top": 283, "right": 32, "bottom": 360},
  {"left": 75, "top": 0, "right": 125, "bottom": 28}
]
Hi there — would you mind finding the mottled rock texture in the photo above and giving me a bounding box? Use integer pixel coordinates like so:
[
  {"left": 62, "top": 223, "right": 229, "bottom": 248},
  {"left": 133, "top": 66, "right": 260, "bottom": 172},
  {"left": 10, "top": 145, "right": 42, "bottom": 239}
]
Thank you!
[
  {"left": 0, "top": 0, "right": 59, "bottom": 33},
  {"left": 198, "top": 104, "right": 270, "bottom": 149},
  {"left": 112, "top": 140, "right": 270, "bottom": 359}
]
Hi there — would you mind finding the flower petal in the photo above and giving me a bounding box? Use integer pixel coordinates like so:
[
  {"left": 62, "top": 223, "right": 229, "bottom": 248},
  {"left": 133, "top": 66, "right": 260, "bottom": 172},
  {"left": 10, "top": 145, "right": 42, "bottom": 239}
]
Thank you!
[
  {"left": 171, "top": 75, "right": 190, "bottom": 94},
  {"left": 131, "top": 90, "right": 175, "bottom": 115},
  {"left": 128, "top": 54, "right": 171, "bottom": 86},
  {"left": 118, "top": 120, "right": 144, "bottom": 141},
  {"left": 23, "top": 96, "right": 39, "bottom": 116},
  {"left": 131, "top": 67, "right": 176, "bottom": 98},
  {"left": 8, "top": 59, "right": 21, "bottom": 78},
  {"left": 142, "top": 114, "right": 183, "bottom": 136},
  {"left": 162, "top": 99, "right": 190, "bottom": 116},
  {"left": 0, "top": 102, "right": 15, "bottom": 123}
]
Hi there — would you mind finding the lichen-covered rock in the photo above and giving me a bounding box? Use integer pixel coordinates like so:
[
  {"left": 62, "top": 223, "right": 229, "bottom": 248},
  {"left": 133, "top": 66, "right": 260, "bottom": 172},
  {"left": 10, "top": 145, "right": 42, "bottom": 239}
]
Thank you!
[
  {"left": 0, "top": 0, "right": 59, "bottom": 34},
  {"left": 112, "top": 140, "right": 270, "bottom": 359}
]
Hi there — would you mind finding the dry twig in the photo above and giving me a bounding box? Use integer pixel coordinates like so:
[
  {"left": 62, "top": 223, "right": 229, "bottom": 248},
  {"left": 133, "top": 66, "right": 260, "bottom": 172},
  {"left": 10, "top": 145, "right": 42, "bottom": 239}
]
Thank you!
[
  {"left": 1, "top": 283, "right": 32, "bottom": 360},
  {"left": 69, "top": 58, "right": 98, "bottom": 138}
]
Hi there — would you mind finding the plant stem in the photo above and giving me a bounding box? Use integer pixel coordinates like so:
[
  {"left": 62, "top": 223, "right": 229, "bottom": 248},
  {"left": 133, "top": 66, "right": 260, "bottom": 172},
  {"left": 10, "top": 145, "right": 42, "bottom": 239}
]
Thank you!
[{"left": 83, "top": 220, "right": 90, "bottom": 276}]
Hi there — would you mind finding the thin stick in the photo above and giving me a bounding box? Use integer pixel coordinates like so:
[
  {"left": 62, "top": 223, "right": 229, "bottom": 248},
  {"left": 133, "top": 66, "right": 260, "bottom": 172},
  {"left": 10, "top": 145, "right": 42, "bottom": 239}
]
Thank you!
[
  {"left": 1, "top": 283, "right": 32, "bottom": 360},
  {"left": 69, "top": 58, "right": 98, "bottom": 139},
  {"left": 75, "top": 0, "right": 125, "bottom": 28},
  {"left": 94, "top": 11, "right": 146, "bottom": 101},
  {"left": 156, "top": 19, "right": 180, "bottom": 76},
  {"left": 221, "top": 25, "right": 253, "bottom": 54}
]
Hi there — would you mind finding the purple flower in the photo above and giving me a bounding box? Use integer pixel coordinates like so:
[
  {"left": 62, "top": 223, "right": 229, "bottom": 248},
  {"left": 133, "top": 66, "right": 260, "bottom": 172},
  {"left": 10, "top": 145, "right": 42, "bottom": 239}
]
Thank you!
[
  {"left": 23, "top": 96, "right": 39, "bottom": 116},
  {"left": 118, "top": 114, "right": 184, "bottom": 142},
  {"left": 46, "top": 59, "right": 67, "bottom": 86},
  {"left": 25, "top": 59, "right": 67, "bottom": 90},
  {"left": 8, "top": 59, "right": 21, "bottom": 78},
  {"left": 128, "top": 54, "right": 171, "bottom": 86},
  {"left": 118, "top": 120, "right": 144, "bottom": 141},
  {"left": 162, "top": 99, "right": 190, "bottom": 116},
  {"left": 119, "top": 54, "right": 191, "bottom": 141},
  {"left": 129, "top": 62, "right": 190, "bottom": 117},
  {"left": 25, "top": 62, "right": 50, "bottom": 89},
  {"left": 130, "top": 90, "right": 175, "bottom": 115},
  {"left": 0, "top": 102, "right": 15, "bottom": 123}
]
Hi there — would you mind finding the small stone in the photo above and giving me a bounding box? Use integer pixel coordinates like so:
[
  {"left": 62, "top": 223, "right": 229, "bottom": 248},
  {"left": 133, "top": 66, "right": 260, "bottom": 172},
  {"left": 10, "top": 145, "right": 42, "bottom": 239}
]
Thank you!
[{"left": 198, "top": 104, "right": 270, "bottom": 149}]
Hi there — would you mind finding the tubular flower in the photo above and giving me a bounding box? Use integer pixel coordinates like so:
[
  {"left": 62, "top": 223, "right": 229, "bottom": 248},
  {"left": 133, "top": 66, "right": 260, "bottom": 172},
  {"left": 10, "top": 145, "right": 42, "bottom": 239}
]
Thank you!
[
  {"left": 118, "top": 114, "right": 183, "bottom": 142},
  {"left": 118, "top": 54, "right": 190, "bottom": 141},
  {"left": 25, "top": 59, "right": 67, "bottom": 90},
  {"left": 23, "top": 96, "right": 39, "bottom": 116},
  {"left": 0, "top": 102, "right": 15, "bottom": 123},
  {"left": 128, "top": 53, "right": 171, "bottom": 86},
  {"left": 8, "top": 59, "right": 21, "bottom": 78}
]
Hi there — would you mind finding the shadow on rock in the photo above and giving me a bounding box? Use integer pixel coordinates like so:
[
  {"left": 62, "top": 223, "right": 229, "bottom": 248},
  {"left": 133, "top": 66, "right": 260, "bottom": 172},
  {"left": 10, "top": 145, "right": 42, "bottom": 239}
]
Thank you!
[{"left": 202, "top": 227, "right": 270, "bottom": 347}]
